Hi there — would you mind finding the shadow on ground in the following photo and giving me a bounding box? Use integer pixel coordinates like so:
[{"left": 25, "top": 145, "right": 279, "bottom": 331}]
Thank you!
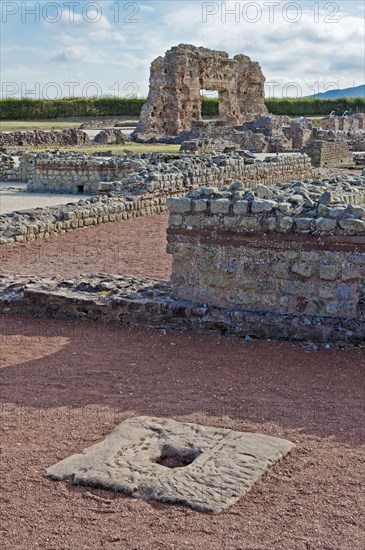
[{"left": 1, "top": 314, "right": 364, "bottom": 445}]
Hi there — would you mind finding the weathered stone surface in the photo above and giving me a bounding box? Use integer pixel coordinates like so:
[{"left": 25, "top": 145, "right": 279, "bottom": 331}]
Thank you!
[
  {"left": 0, "top": 128, "right": 91, "bottom": 149},
  {"left": 339, "top": 219, "right": 365, "bottom": 232},
  {"left": 315, "top": 218, "right": 337, "bottom": 232},
  {"left": 251, "top": 199, "right": 276, "bottom": 213},
  {"left": 20, "top": 150, "right": 312, "bottom": 196},
  {"left": 133, "top": 44, "right": 268, "bottom": 139},
  {"left": 0, "top": 273, "right": 364, "bottom": 344},
  {"left": 210, "top": 199, "right": 230, "bottom": 214},
  {"left": 45, "top": 416, "right": 294, "bottom": 513},
  {"left": 93, "top": 129, "right": 130, "bottom": 145}
]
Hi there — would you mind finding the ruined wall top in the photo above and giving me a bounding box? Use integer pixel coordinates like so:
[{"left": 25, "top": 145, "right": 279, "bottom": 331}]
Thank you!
[{"left": 133, "top": 44, "right": 268, "bottom": 140}]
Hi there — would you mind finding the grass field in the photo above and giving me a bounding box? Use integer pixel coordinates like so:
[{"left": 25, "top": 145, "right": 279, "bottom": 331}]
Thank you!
[
  {"left": 0, "top": 115, "right": 328, "bottom": 133},
  {"left": 33, "top": 143, "right": 181, "bottom": 154},
  {"left": 0, "top": 117, "right": 139, "bottom": 132}
]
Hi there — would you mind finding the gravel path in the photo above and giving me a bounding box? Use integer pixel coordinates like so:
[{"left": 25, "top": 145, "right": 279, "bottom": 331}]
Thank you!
[
  {"left": 0, "top": 214, "right": 172, "bottom": 280},
  {"left": 0, "top": 315, "right": 364, "bottom": 549}
]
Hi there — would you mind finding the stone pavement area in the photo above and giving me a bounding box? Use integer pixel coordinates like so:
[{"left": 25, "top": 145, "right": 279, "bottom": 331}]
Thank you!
[{"left": 45, "top": 416, "right": 294, "bottom": 513}]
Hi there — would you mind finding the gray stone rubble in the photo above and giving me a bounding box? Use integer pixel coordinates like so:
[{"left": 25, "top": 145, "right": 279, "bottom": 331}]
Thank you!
[{"left": 178, "top": 174, "right": 365, "bottom": 234}]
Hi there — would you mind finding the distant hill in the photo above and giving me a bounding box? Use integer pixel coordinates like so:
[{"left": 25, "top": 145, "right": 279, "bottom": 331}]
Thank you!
[{"left": 306, "top": 85, "right": 365, "bottom": 99}]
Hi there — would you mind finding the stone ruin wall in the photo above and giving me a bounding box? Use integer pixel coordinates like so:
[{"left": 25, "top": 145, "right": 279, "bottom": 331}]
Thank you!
[
  {"left": 0, "top": 195, "right": 169, "bottom": 246},
  {"left": 1, "top": 152, "right": 313, "bottom": 245},
  {"left": 0, "top": 128, "right": 131, "bottom": 150},
  {"left": 166, "top": 180, "right": 365, "bottom": 342},
  {"left": 133, "top": 44, "right": 268, "bottom": 139},
  {"left": 304, "top": 141, "right": 353, "bottom": 167},
  {"left": 0, "top": 128, "right": 91, "bottom": 149},
  {"left": 0, "top": 154, "right": 23, "bottom": 182},
  {"left": 25, "top": 151, "right": 313, "bottom": 195},
  {"left": 179, "top": 114, "right": 365, "bottom": 154},
  {"left": 321, "top": 114, "right": 364, "bottom": 132},
  {"left": 2, "top": 176, "right": 364, "bottom": 345}
]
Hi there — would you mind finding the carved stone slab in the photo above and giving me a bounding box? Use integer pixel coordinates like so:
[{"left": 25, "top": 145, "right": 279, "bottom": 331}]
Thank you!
[{"left": 45, "top": 416, "right": 294, "bottom": 513}]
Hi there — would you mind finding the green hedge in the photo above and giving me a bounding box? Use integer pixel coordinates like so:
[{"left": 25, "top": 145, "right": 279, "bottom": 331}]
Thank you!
[
  {"left": 266, "top": 97, "right": 365, "bottom": 116},
  {"left": 0, "top": 97, "right": 146, "bottom": 120},
  {"left": 0, "top": 96, "right": 364, "bottom": 120}
]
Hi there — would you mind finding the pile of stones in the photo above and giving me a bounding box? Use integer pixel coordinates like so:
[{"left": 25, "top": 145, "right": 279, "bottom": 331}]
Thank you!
[
  {"left": 94, "top": 129, "right": 131, "bottom": 145},
  {"left": 106, "top": 151, "right": 311, "bottom": 195},
  {"left": 0, "top": 128, "right": 91, "bottom": 149},
  {"left": 179, "top": 174, "right": 365, "bottom": 234}
]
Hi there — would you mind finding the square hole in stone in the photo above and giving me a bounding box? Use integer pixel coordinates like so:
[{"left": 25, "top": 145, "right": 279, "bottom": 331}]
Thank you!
[{"left": 154, "top": 444, "right": 201, "bottom": 469}]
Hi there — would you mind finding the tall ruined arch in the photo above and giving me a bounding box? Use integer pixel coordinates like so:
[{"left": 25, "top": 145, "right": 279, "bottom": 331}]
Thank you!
[{"left": 133, "top": 44, "right": 268, "bottom": 140}]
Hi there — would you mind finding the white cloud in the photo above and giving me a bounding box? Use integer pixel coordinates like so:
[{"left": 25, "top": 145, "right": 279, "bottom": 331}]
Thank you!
[
  {"left": 3, "top": 1, "right": 364, "bottom": 98},
  {"left": 45, "top": 8, "right": 111, "bottom": 30},
  {"left": 49, "top": 46, "right": 106, "bottom": 64},
  {"left": 90, "top": 30, "right": 126, "bottom": 43}
]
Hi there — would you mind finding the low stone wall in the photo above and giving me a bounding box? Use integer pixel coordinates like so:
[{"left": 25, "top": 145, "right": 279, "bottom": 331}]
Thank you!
[
  {"left": 167, "top": 114, "right": 365, "bottom": 154},
  {"left": 79, "top": 119, "right": 126, "bottom": 129},
  {"left": 0, "top": 154, "right": 35, "bottom": 182},
  {"left": 320, "top": 114, "right": 365, "bottom": 132},
  {"left": 26, "top": 150, "right": 313, "bottom": 194},
  {"left": 166, "top": 176, "right": 365, "bottom": 343},
  {"left": 0, "top": 194, "right": 169, "bottom": 245},
  {"left": 0, "top": 128, "right": 91, "bottom": 149},
  {"left": 304, "top": 140, "right": 353, "bottom": 167},
  {"left": 26, "top": 151, "right": 147, "bottom": 193},
  {"left": 179, "top": 139, "right": 239, "bottom": 154},
  {"left": 0, "top": 271, "right": 363, "bottom": 345},
  {"left": 0, "top": 154, "right": 21, "bottom": 182}
]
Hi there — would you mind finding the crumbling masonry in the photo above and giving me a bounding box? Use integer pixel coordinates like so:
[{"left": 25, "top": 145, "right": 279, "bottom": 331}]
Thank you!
[{"left": 133, "top": 44, "right": 268, "bottom": 140}]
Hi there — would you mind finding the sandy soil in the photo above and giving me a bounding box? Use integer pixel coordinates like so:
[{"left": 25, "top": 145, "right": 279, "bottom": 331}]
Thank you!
[
  {"left": 0, "top": 214, "right": 172, "bottom": 280},
  {"left": 1, "top": 211, "right": 364, "bottom": 549},
  {"left": 0, "top": 315, "right": 364, "bottom": 550}
]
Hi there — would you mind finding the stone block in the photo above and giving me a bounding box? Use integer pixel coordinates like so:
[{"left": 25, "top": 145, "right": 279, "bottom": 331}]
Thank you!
[
  {"left": 251, "top": 199, "right": 276, "bottom": 213},
  {"left": 169, "top": 215, "right": 183, "bottom": 227},
  {"left": 292, "top": 263, "right": 313, "bottom": 278},
  {"left": 210, "top": 199, "right": 230, "bottom": 215},
  {"left": 167, "top": 197, "right": 192, "bottom": 214},
  {"left": 319, "top": 265, "right": 339, "bottom": 281},
  {"left": 341, "top": 267, "right": 362, "bottom": 282},
  {"left": 278, "top": 216, "right": 294, "bottom": 232},
  {"left": 315, "top": 218, "right": 337, "bottom": 232},
  {"left": 193, "top": 199, "right": 208, "bottom": 213},
  {"left": 238, "top": 217, "right": 260, "bottom": 230},
  {"left": 339, "top": 219, "right": 365, "bottom": 233},
  {"left": 233, "top": 200, "right": 248, "bottom": 215}
]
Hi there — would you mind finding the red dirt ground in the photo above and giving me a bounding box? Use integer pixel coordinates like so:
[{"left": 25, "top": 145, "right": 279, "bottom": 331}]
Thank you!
[
  {"left": 0, "top": 214, "right": 172, "bottom": 280},
  {"left": 1, "top": 214, "right": 364, "bottom": 549}
]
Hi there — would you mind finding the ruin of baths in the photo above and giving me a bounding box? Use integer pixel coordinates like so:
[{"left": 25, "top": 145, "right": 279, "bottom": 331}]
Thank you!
[{"left": 1, "top": 44, "right": 364, "bottom": 346}]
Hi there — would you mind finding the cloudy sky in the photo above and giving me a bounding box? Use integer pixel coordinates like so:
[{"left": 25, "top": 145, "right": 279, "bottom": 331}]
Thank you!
[{"left": 1, "top": 0, "right": 364, "bottom": 99}]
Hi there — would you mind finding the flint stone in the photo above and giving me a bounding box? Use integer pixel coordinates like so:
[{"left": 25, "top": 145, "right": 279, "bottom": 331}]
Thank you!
[
  {"left": 45, "top": 416, "right": 294, "bottom": 514},
  {"left": 210, "top": 199, "right": 230, "bottom": 214},
  {"left": 167, "top": 197, "right": 191, "bottom": 213},
  {"left": 315, "top": 218, "right": 337, "bottom": 232},
  {"left": 251, "top": 199, "right": 276, "bottom": 213},
  {"left": 339, "top": 218, "right": 365, "bottom": 233}
]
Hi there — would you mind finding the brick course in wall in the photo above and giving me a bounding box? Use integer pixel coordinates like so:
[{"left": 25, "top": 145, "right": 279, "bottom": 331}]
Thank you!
[
  {"left": 26, "top": 151, "right": 313, "bottom": 194},
  {"left": 303, "top": 140, "right": 353, "bottom": 167},
  {"left": 166, "top": 179, "right": 365, "bottom": 343}
]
